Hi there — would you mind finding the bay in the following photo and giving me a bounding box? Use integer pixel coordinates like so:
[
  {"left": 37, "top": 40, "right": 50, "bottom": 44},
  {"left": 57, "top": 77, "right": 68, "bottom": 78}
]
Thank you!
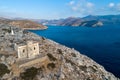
[{"left": 30, "top": 24, "right": 120, "bottom": 78}]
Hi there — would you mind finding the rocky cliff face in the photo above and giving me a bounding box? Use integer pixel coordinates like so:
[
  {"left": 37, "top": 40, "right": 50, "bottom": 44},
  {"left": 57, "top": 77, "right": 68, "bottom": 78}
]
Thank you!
[{"left": 0, "top": 24, "right": 119, "bottom": 80}]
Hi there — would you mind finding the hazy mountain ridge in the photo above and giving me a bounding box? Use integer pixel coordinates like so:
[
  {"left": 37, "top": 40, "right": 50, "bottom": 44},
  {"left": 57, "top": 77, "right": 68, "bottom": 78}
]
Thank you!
[
  {"left": 37, "top": 14, "right": 120, "bottom": 27},
  {"left": 1, "top": 14, "right": 120, "bottom": 27}
]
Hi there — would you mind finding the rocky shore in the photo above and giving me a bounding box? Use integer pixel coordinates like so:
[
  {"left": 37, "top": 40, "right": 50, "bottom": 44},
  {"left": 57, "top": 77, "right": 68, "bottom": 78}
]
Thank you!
[{"left": 0, "top": 24, "right": 119, "bottom": 80}]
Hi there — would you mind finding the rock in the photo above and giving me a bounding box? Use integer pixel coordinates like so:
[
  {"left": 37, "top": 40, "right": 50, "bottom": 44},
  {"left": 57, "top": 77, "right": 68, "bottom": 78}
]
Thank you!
[
  {"left": 6, "top": 56, "right": 15, "bottom": 65},
  {"left": 2, "top": 73, "right": 11, "bottom": 80},
  {"left": 1, "top": 56, "right": 5, "bottom": 61}
]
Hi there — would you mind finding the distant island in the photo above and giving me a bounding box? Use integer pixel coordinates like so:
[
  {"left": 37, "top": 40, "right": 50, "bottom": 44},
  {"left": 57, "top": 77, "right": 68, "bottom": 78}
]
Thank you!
[{"left": 36, "top": 14, "right": 120, "bottom": 27}]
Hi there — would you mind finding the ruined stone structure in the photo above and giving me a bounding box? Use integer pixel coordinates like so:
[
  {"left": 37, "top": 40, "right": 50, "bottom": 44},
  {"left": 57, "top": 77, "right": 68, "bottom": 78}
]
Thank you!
[{"left": 14, "top": 41, "right": 39, "bottom": 59}]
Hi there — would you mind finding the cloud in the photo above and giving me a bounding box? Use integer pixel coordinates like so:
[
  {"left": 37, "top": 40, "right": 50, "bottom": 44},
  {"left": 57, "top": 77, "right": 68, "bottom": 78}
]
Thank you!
[
  {"left": 109, "top": 3, "right": 115, "bottom": 7},
  {"left": 68, "top": 0, "right": 95, "bottom": 16},
  {"left": 108, "top": 3, "right": 120, "bottom": 12},
  {"left": 69, "top": 1, "right": 75, "bottom": 5},
  {"left": 68, "top": 0, "right": 120, "bottom": 16},
  {"left": 86, "top": 2, "right": 94, "bottom": 8}
]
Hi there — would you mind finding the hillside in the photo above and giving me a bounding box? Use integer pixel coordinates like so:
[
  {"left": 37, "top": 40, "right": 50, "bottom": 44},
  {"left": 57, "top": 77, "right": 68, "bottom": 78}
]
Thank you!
[
  {"left": 59, "top": 18, "right": 103, "bottom": 27},
  {"left": 38, "top": 14, "right": 120, "bottom": 27},
  {"left": 0, "top": 18, "right": 47, "bottom": 30},
  {"left": 0, "top": 24, "right": 119, "bottom": 80}
]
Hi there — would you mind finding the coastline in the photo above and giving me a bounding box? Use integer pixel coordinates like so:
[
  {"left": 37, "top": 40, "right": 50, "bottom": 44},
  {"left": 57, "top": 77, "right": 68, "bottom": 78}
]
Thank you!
[{"left": 0, "top": 24, "right": 119, "bottom": 80}]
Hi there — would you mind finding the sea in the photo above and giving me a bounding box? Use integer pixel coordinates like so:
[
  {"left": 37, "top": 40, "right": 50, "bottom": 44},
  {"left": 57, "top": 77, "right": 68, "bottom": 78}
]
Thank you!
[{"left": 30, "top": 24, "right": 120, "bottom": 78}]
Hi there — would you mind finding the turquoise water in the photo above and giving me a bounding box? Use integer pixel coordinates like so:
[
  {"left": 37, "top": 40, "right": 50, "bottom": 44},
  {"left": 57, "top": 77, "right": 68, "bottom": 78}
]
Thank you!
[{"left": 30, "top": 25, "right": 120, "bottom": 78}]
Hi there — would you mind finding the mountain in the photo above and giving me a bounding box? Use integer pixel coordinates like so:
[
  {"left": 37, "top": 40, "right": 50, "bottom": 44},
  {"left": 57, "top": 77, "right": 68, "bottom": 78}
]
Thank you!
[
  {"left": 0, "top": 23, "right": 119, "bottom": 80},
  {"left": 0, "top": 18, "right": 47, "bottom": 30},
  {"left": 38, "top": 14, "right": 120, "bottom": 27},
  {"left": 8, "top": 20, "right": 47, "bottom": 30},
  {"left": 59, "top": 17, "right": 103, "bottom": 27}
]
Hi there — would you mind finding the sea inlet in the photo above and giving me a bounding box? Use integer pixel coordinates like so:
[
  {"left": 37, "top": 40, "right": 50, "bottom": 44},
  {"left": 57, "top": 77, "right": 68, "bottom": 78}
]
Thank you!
[{"left": 30, "top": 24, "right": 120, "bottom": 78}]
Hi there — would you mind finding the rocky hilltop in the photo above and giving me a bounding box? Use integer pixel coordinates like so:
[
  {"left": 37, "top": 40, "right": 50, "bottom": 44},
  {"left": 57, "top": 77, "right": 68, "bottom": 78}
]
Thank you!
[
  {"left": 0, "top": 24, "right": 119, "bottom": 80},
  {"left": 0, "top": 18, "right": 47, "bottom": 30}
]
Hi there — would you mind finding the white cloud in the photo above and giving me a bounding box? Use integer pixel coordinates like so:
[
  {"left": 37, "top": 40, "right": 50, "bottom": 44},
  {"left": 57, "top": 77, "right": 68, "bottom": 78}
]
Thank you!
[
  {"left": 67, "top": 0, "right": 120, "bottom": 16},
  {"left": 69, "top": 1, "right": 75, "bottom": 5},
  {"left": 68, "top": 0, "right": 95, "bottom": 15},
  {"left": 109, "top": 3, "right": 115, "bottom": 7},
  {"left": 108, "top": 3, "right": 120, "bottom": 12},
  {"left": 86, "top": 2, "right": 94, "bottom": 8}
]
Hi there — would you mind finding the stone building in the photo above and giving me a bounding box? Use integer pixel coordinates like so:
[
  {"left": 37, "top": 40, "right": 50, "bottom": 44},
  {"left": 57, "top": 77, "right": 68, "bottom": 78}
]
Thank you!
[{"left": 14, "top": 41, "right": 39, "bottom": 59}]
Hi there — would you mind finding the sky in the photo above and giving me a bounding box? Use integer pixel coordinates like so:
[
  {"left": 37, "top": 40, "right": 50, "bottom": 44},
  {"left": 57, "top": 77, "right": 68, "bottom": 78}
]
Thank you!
[{"left": 0, "top": 0, "right": 120, "bottom": 19}]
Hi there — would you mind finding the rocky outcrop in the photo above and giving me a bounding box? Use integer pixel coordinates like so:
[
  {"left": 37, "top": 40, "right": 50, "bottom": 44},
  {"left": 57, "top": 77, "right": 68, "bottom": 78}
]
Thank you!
[{"left": 0, "top": 24, "right": 119, "bottom": 80}]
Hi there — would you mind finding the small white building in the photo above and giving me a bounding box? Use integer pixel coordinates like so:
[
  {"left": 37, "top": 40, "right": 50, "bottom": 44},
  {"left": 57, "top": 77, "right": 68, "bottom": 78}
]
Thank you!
[{"left": 14, "top": 41, "right": 40, "bottom": 59}]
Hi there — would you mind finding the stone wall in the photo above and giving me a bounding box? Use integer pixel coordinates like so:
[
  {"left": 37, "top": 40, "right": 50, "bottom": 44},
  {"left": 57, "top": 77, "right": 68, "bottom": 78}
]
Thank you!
[
  {"left": 27, "top": 42, "right": 39, "bottom": 58},
  {"left": 16, "top": 41, "right": 40, "bottom": 59},
  {"left": 18, "top": 46, "right": 27, "bottom": 58},
  {"left": 19, "top": 56, "right": 48, "bottom": 68}
]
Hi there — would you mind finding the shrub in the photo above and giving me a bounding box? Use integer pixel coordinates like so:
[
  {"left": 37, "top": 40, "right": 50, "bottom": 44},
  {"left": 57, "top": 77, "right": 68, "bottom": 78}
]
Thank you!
[
  {"left": 66, "top": 58, "right": 75, "bottom": 66},
  {"left": 47, "top": 53, "right": 57, "bottom": 61},
  {"left": 20, "top": 67, "right": 38, "bottom": 80},
  {"left": 79, "top": 65, "right": 87, "bottom": 72},
  {"left": 2, "top": 28, "right": 11, "bottom": 33},
  {"left": 57, "top": 49, "right": 63, "bottom": 55},
  {"left": 47, "top": 63, "right": 56, "bottom": 70},
  {"left": 0, "top": 63, "right": 10, "bottom": 77},
  {"left": 71, "top": 53, "right": 76, "bottom": 57}
]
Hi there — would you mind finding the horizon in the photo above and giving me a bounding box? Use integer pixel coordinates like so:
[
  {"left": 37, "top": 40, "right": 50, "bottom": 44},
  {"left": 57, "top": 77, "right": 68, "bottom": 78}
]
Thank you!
[{"left": 0, "top": 0, "right": 120, "bottom": 19}]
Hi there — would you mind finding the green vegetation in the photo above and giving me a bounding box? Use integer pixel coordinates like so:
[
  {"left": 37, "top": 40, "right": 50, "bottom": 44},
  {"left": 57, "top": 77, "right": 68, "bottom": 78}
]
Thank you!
[
  {"left": 2, "top": 28, "right": 11, "bottom": 33},
  {"left": 47, "top": 53, "right": 57, "bottom": 61},
  {"left": 66, "top": 58, "right": 75, "bottom": 66},
  {"left": 79, "top": 65, "right": 87, "bottom": 72},
  {"left": 71, "top": 53, "right": 76, "bottom": 57},
  {"left": 47, "top": 63, "right": 56, "bottom": 70},
  {"left": 0, "top": 63, "right": 10, "bottom": 77},
  {"left": 20, "top": 67, "right": 38, "bottom": 80},
  {"left": 57, "top": 49, "right": 63, "bottom": 55}
]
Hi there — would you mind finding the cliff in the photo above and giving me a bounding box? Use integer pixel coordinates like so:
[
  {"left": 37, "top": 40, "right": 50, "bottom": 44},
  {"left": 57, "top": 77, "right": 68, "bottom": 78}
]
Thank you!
[{"left": 0, "top": 24, "right": 119, "bottom": 80}]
